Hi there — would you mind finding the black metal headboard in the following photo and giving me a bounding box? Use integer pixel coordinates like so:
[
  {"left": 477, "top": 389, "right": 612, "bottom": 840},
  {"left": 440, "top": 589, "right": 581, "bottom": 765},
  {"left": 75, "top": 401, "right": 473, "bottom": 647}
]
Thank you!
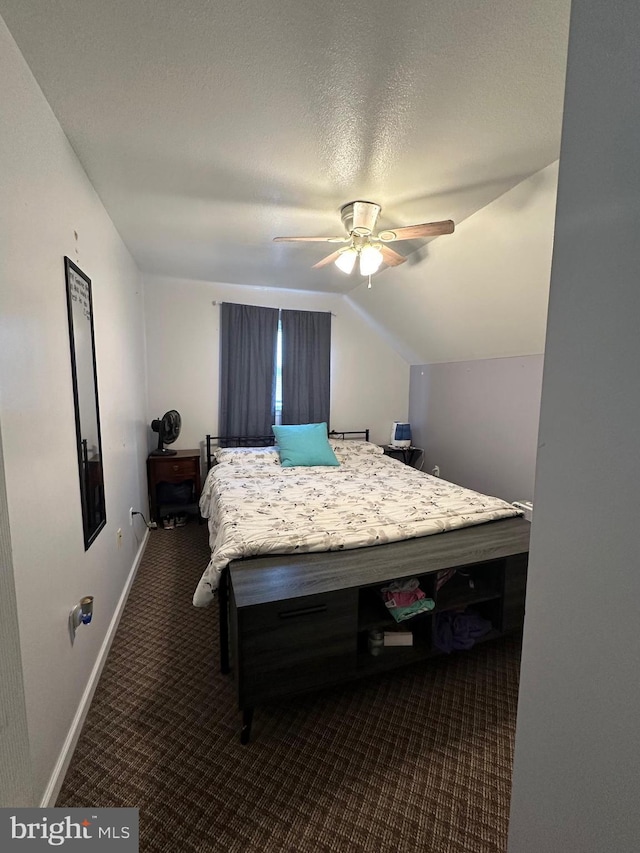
[
  {"left": 205, "top": 428, "right": 370, "bottom": 470},
  {"left": 328, "top": 429, "right": 369, "bottom": 442}
]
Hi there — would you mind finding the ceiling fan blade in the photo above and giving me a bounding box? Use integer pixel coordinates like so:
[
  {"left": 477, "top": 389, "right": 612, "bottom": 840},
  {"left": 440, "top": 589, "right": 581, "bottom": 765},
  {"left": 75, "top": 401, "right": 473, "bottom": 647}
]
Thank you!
[
  {"left": 378, "top": 220, "right": 455, "bottom": 241},
  {"left": 273, "top": 236, "right": 347, "bottom": 243},
  {"left": 312, "top": 250, "right": 343, "bottom": 269},
  {"left": 379, "top": 245, "right": 407, "bottom": 267}
]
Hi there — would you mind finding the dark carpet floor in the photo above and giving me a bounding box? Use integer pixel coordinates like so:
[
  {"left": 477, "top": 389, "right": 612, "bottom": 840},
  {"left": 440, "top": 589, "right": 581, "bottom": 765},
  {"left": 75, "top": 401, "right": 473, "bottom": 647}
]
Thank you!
[{"left": 57, "top": 521, "right": 521, "bottom": 853}]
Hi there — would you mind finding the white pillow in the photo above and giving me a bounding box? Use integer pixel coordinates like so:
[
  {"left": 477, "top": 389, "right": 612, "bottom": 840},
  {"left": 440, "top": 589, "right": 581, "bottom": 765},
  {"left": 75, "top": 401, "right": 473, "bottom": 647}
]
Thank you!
[
  {"left": 329, "top": 439, "right": 384, "bottom": 460},
  {"left": 213, "top": 446, "right": 280, "bottom": 467}
]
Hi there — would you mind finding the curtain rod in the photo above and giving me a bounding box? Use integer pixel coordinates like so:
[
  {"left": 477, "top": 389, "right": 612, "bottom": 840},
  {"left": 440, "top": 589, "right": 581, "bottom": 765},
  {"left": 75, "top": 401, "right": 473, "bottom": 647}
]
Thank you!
[{"left": 211, "top": 300, "right": 336, "bottom": 316}]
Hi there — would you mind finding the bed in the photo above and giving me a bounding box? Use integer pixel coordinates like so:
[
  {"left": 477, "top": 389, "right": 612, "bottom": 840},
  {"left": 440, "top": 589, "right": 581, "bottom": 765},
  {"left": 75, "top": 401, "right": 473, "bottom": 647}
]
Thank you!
[{"left": 196, "top": 430, "right": 530, "bottom": 742}]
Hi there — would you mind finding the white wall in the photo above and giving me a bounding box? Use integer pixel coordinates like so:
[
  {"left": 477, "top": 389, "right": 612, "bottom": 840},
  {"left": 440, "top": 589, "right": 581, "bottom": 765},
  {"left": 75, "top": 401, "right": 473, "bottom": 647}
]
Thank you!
[
  {"left": 0, "top": 16, "right": 148, "bottom": 805},
  {"left": 409, "top": 355, "right": 543, "bottom": 501},
  {"left": 508, "top": 1, "right": 640, "bottom": 850},
  {"left": 144, "top": 275, "right": 410, "bottom": 449},
  {"left": 0, "top": 424, "right": 33, "bottom": 807},
  {"left": 349, "top": 161, "right": 558, "bottom": 365},
  {"left": 395, "top": 163, "right": 555, "bottom": 505}
]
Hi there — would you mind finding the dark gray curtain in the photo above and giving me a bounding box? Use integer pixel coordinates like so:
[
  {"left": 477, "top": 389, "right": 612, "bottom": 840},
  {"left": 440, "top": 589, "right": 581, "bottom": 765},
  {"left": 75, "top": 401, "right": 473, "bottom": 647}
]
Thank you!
[
  {"left": 219, "top": 302, "right": 279, "bottom": 436},
  {"left": 281, "top": 309, "right": 331, "bottom": 425}
]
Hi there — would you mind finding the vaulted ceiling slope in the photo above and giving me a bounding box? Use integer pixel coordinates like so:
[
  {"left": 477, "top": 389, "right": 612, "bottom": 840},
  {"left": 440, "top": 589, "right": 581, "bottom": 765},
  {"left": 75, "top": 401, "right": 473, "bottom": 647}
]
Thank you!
[{"left": 0, "top": 1, "right": 570, "bottom": 294}]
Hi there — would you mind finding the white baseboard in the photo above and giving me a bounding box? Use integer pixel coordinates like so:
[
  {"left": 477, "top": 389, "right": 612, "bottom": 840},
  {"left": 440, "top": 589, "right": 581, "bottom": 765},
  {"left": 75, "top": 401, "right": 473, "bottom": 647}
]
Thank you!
[{"left": 40, "top": 529, "right": 150, "bottom": 807}]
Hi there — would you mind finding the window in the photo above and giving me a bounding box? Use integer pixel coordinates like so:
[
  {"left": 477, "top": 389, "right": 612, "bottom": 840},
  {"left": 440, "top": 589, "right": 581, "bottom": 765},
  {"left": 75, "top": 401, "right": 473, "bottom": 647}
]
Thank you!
[{"left": 219, "top": 303, "right": 331, "bottom": 436}]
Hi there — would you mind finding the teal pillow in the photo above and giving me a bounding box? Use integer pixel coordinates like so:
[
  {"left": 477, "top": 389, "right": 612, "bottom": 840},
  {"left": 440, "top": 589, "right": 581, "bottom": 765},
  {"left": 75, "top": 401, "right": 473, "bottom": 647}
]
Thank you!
[{"left": 272, "top": 423, "right": 340, "bottom": 467}]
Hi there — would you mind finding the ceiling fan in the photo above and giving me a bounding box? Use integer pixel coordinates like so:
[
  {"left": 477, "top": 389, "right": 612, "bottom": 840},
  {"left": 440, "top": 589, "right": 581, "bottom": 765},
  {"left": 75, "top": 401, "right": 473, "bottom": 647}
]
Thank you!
[{"left": 273, "top": 201, "right": 455, "bottom": 276}]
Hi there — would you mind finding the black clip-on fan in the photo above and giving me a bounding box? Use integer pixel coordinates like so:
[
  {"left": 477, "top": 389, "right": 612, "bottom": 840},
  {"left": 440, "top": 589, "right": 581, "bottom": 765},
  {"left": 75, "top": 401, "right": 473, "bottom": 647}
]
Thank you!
[{"left": 150, "top": 410, "right": 182, "bottom": 456}]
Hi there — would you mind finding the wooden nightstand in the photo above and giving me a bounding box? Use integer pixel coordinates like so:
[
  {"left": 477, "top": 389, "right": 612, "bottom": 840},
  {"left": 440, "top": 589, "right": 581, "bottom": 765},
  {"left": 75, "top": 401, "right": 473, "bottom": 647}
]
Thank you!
[
  {"left": 382, "top": 445, "right": 424, "bottom": 467},
  {"left": 147, "top": 450, "right": 202, "bottom": 522}
]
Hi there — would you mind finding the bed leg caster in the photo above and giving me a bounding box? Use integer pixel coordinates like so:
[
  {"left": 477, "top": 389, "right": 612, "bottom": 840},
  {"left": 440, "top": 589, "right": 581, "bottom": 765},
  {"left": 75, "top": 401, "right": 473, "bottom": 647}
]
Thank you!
[{"left": 240, "top": 708, "right": 253, "bottom": 745}]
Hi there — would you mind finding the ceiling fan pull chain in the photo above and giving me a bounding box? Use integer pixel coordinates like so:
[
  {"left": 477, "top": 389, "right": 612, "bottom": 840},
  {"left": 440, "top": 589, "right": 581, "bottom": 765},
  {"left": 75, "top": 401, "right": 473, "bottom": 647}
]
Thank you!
[{"left": 367, "top": 275, "right": 372, "bottom": 289}]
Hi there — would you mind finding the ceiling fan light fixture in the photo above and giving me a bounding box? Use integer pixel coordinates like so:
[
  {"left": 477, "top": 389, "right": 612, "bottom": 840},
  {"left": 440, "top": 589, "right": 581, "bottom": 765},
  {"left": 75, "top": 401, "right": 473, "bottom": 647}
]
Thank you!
[
  {"left": 334, "top": 247, "right": 358, "bottom": 274},
  {"left": 359, "top": 244, "right": 383, "bottom": 276}
]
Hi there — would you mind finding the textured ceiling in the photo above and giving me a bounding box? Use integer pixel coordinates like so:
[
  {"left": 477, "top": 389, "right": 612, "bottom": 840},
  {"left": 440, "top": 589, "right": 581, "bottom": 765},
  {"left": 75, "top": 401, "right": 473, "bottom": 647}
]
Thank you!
[{"left": 0, "top": 0, "right": 570, "bottom": 293}]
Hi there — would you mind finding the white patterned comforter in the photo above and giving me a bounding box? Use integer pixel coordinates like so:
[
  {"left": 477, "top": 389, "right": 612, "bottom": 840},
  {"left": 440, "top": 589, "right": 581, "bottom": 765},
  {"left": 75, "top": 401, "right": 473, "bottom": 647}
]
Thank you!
[{"left": 192, "top": 444, "right": 520, "bottom": 607}]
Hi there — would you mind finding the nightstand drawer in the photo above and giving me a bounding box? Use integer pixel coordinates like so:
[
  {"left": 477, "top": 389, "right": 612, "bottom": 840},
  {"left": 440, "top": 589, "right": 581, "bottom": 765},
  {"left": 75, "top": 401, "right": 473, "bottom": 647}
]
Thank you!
[{"left": 153, "top": 458, "right": 198, "bottom": 483}]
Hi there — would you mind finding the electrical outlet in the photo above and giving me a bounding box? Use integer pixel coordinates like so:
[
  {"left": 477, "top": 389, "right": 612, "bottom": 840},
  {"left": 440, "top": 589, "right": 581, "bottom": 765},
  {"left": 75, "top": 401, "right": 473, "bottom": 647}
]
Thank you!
[
  {"left": 129, "top": 507, "right": 135, "bottom": 526},
  {"left": 117, "top": 528, "right": 123, "bottom": 547}
]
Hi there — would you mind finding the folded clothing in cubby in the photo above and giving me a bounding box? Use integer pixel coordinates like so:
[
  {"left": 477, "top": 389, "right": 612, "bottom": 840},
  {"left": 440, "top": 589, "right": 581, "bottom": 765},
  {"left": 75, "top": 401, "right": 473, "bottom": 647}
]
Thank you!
[
  {"left": 434, "top": 610, "right": 492, "bottom": 653},
  {"left": 381, "top": 578, "right": 435, "bottom": 623}
]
